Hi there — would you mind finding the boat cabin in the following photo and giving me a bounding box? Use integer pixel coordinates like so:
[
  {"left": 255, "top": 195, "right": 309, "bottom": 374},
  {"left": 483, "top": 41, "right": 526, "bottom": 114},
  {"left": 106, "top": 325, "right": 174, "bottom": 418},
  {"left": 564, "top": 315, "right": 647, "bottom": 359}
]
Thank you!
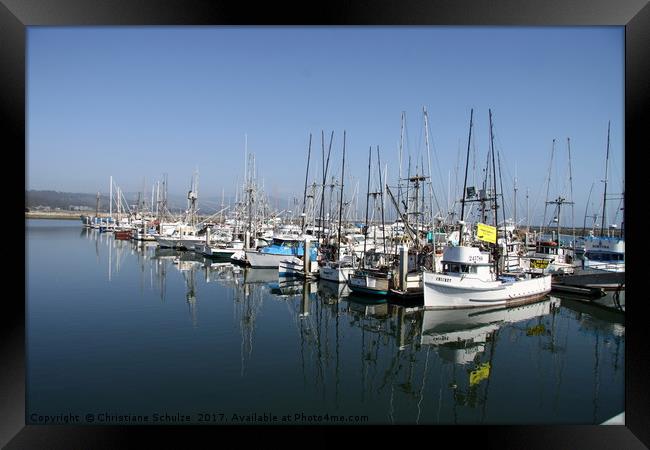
[
  {"left": 440, "top": 246, "right": 493, "bottom": 280},
  {"left": 583, "top": 237, "right": 625, "bottom": 266}
]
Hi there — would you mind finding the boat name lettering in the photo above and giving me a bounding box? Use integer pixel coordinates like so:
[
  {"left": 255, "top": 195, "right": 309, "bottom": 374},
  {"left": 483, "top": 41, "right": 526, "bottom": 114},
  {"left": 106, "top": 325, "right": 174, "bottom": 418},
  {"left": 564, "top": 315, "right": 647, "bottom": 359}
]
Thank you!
[
  {"left": 591, "top": 243, "right": 610, "bottom": 249},
  {"left": 468, "top": 255, "right": 483, "bottom": 262},
  {"left": 435, "top": 276, "right": 452, "bottom": 283}
]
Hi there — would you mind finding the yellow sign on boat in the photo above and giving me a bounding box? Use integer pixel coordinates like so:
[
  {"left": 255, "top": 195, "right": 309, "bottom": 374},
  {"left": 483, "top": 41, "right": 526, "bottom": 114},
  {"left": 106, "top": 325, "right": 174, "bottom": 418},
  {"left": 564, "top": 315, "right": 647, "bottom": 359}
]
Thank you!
[
  {"left": 476, "top": 223, "right": 496, "bottom": 244},
  {"left": 530, "top": 258, "right": 550, "bottom": 269},
  {"left": 469, "top": 362, "right": 491, "bottom": 386}
]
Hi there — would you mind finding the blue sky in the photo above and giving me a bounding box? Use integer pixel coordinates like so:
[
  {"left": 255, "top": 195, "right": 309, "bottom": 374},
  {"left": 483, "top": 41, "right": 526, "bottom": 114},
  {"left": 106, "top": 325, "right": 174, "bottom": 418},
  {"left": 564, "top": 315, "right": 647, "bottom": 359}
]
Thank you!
[{"left": 27, "top": 26, "right": 624, "bottom": 227}]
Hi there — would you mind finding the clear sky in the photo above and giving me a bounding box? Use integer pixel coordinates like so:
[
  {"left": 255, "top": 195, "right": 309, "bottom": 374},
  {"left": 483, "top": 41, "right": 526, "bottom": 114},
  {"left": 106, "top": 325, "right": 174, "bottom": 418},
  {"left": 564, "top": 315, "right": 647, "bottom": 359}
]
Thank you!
[{"left": 27, "top": 26, "right": 624, "bottom": 228}]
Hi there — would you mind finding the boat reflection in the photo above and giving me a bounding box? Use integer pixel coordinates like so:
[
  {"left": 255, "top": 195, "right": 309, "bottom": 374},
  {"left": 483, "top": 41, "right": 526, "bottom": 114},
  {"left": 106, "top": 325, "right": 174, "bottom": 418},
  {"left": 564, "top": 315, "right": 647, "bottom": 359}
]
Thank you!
[
  {"left": 243, "top": 268, "right": 278, "bottom": 285},
  {"left": 76, "top": 226, "right": 625, "bottom": 424},
  {"left": 269, "top": 278, "right": 317, "bottom": 298},
  {"left": 420, "top": 297, "right": 560, "bottom": 364},
  {"left": 317, "top": 279, "right": 351, "bottom": 304}
]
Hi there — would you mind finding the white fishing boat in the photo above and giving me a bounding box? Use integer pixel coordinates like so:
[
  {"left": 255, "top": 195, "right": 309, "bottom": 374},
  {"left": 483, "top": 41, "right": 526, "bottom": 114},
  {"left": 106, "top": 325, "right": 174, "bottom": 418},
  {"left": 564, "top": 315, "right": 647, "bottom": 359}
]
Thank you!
[
  {"left": 581, "top": 235, "right": 625, "bottom": 272},
  {"left": 154, "top": 224, "right": 204, "bottom": 250},
  {"left": 278, "top": 255, "right": 319, "bottom": 278},
  {"left": 230, "top": 250, "right": 247, "bottom": 265},
  {"left": 422, "top": 245, "right": 552, "bottom": 309},
  {"left": 318, "top": 255, "right": 356, "bottom": 283},
  {"left": 202, "top": 239, "right": 245, "bottom": 258},
  {"left": 553, "top": 123, "right": 625, "bottom": 291},
  {"left": 347, "top": 267, "right": 392, "bottom": 297},
  {"left": 521, "top": 238, "right": 576, "bottom": 275},
  {"left": 422, "top": 110, "right": 552, "bottom": 309},
  {"left": 245, "top": 235, "right": 318, "bottom": 268}
]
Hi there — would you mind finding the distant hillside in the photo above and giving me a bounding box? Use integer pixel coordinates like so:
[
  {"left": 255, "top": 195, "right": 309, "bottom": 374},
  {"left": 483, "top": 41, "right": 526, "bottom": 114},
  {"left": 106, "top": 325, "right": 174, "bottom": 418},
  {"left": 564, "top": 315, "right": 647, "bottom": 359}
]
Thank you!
[
  {"left": 25, "top": 190, "right": 191, "bottom": 212},
  {"left": 25, "top": 190, "right": 289, "bottom": 215},
  {"left": 26, "top": 190, "right": 106, "bottom": 211}
]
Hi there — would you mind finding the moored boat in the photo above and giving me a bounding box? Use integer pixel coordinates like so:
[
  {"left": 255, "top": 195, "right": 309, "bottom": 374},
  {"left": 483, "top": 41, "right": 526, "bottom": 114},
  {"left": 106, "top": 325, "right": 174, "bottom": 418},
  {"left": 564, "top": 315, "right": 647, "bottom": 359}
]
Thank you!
[
  {"left": 245, "top": 236, "right": 318, "bottom": 268},
  {"left": 347, "top": 267, "right": 391, "bottom": 297},
  {"left": 422, "top": 245, "right": 552, "bottom": 309}
]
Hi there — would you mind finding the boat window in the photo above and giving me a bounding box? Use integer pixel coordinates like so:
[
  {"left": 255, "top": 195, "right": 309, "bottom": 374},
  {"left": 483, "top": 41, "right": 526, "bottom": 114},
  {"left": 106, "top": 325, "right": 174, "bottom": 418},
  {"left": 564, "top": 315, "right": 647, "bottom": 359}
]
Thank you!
[{"left": 461, "top": 264, "right": 470, "bottom": 273}]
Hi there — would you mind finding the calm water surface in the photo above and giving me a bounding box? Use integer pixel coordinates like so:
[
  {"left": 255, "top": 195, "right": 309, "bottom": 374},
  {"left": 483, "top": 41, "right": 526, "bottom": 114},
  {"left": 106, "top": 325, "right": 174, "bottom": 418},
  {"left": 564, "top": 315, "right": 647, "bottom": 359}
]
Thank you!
[{"left": 26, "top": 219, "right": 625, "bottom": 425}]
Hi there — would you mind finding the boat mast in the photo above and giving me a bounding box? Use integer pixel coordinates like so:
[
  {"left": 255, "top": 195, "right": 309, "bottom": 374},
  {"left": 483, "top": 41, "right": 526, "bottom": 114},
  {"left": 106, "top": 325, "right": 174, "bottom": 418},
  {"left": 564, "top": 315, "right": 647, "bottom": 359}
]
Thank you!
[
  {"left": 362, "top": 146, "right": 372, "bottom": 270},
  {"left": 377, "top": 146, "right": 387, "bottom": 255},
  {"left": 301, "top": 133, "right": 312, "bottom": 234},
  {"left": 337, "top": 131, "right": 346, "bottom": 261},
  {"left": 600, "top": 121, "right": 611, "bottom": 237},
  {"left": 583, "top": 182, "right": 595, "bottom": 234},
  {"left": 397, "top": 112, "right": 405, "bottom": 220},
  {"left": 488, "top": 109, "right": 499, "bottom": 276},
  {"left": 423, "top": 106, "right": 436, "bottom": 233},
  {"left": 109, "top": 176, "right": 113, "bottom": 219},
  {"left": 541, "top": 139, "right": 556, "bottom": 235},
  {"left": 567, "top": 137, "right": 575, "bottom": 240},
  {"left": 513, "top": 164, "right": 517, "bottom": 227},
  {"left": 526, "top": 188, "right": 530, "bottom": 231},
  {"left": 496, "top": 141, "right": 509, "bottom": 261},
  {"left": 319, "top": 131, "right": 334, "bottom": 244},
  {"left": 459, "top": 108, "right": 473, "bottom": 234}
]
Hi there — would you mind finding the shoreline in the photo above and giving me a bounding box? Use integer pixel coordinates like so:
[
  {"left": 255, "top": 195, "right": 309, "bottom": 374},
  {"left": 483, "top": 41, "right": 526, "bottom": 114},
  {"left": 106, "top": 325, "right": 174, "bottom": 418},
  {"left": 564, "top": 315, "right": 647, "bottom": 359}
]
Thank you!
[{"left": 25, "top": 211, "right": 104, "bottom": 220}]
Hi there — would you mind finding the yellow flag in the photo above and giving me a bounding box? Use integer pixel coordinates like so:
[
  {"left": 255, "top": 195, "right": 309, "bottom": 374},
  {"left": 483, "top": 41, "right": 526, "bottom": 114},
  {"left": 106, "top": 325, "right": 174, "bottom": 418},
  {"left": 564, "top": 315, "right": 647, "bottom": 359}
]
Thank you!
[{"left": 476, "top": 223, "right": 496, "bottom": 244}]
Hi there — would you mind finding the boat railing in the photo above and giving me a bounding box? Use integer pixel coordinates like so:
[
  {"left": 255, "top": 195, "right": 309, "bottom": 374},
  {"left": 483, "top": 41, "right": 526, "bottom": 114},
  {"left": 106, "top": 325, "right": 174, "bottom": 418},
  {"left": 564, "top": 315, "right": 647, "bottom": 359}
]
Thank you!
[{"left": 582, "top": 261, "right": 625, "bottom": 272}]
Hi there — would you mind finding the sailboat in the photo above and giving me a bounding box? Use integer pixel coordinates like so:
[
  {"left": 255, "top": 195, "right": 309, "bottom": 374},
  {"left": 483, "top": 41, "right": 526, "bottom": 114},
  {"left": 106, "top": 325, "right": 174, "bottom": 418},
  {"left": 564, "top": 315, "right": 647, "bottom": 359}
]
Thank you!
[{"left": 422, "top": 109, "right": 552, "bottom": 309}]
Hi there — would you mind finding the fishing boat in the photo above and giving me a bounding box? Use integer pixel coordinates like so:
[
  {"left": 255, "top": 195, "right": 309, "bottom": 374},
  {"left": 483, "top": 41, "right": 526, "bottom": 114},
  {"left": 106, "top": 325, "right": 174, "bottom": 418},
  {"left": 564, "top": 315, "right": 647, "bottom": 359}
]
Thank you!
[
  {"left": 346, "top": 145, "right": 393, "bottom": 298},
  {"left": 422, "top": 109, "right": 551, "bottom": 309},
  {"left": 550, "top": 122, "right": 624, "bottom": 293},
  {"left": 552, "top": 235, "right": 625, "bottom": 292},
  {"left": 348, "top": 266, "right": 392, "bottom": 297},
  {"left": 319, "top": 256, "right": 356, "bottom": 282},
  {"left": 521, "top": 237, "right": 576, "bottom": 275},
  {"left": 278, "top": 255, "right": 319, "bottom": 278},
  {"left": 422, "top": 244, "right": 552, "bottom": 308},
  {"left": 154, "top": 224, "right": 204, "bottom": 250},
  {"left": 80, "top": 215, "right": 92, "bottom": 227},
  {"left": 245, "top": 235, "right": 318, "bottom": 268},
  {"left": 581, "top": 235, "right": 624, "bottom": 272},
  {"left": 114, "top": 229, "right": 133, "bottom": 240},
  {"left": 202, "top": 239, "right": 245, "bottom": 259}
]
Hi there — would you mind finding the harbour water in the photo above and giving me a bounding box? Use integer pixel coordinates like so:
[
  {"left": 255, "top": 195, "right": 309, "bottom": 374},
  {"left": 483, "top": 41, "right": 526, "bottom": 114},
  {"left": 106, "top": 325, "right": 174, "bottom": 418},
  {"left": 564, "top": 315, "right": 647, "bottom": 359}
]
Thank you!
[{"left": 26, "top": 219, "right": 625, "bottom": 425}]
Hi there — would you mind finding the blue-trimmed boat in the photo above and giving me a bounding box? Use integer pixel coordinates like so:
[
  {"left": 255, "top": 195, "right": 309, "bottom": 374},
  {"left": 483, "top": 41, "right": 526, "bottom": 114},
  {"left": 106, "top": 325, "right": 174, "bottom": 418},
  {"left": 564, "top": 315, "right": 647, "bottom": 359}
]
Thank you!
[{"left": 245, "top": 236, "right": 319, "bottom": 269}]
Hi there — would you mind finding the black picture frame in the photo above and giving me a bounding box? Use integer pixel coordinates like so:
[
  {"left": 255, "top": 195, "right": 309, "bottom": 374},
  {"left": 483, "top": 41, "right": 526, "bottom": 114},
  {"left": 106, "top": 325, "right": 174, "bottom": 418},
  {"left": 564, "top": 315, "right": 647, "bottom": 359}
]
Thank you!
[{"left": 8, "top": 0, "right": 647, "bottom": 447}]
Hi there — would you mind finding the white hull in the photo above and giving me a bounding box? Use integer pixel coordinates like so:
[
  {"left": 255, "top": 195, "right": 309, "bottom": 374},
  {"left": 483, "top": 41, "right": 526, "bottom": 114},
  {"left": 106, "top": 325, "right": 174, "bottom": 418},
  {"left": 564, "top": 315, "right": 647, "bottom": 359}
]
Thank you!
[
  {"left": 230, "top": 250, "right": 247, "bottom": 264},
  {"left": 278, "top": 257, "right": 318, "bottom": 278},
  {"left": 132, "top": 231, "right": 157, "bottom": 241},
  {"left": 155, "top": 236, "right": 205, "bottom": 250},
  {"left": 318, "top": 265, "right": 355, "bottom": 283},
  {"left": 423, "top": 271, "right": 552, "bottom": 308},
  {"left": 245, "top": 251, "right": 289, "bottom": 268}
]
